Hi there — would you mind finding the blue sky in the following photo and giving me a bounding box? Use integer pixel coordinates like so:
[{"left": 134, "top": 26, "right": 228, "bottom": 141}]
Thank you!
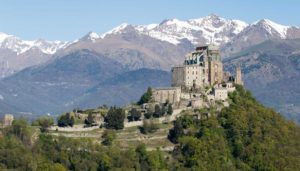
[{"left": 0, "top": 0, "right": 299, "bottom": 41}]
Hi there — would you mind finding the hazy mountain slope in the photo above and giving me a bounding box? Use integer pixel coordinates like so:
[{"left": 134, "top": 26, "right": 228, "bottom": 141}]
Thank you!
[
  {"left": 224, "top": 39, "right": 300, "bottom": 123},
  {"left": 60, "top": 27, "right": 192, "bottom": 71},
  {"left": 71, "top": 68, "right": 171, "bottom": 108},
  {"left": 0, "top": 53, "right": 170, "bottom": 117},
  {"left": 0, "top": 49, "right": 125, "bottom": 116}
]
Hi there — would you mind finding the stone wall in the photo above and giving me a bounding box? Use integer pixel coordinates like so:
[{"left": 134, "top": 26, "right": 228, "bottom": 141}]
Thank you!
[
  {"left": 172, "top": 66, "right": 185, "bottom": 87},
  {"left": 153, "top": 87, "right": 181, "bottom": 104},
  {"left": 184, "top": 65, "right": 206, "bottom": 88},
  {"left": 214, "top": 88, "right": 228, "bottom": 101}
]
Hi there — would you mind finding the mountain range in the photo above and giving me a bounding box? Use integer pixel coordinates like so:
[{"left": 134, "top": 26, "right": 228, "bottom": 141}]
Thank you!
[
  {"left": 1, "top": 14, "right": 300, "bottom": 77},
  {"left": 0, "top": 14, "right": 300, "bottom": 122}
]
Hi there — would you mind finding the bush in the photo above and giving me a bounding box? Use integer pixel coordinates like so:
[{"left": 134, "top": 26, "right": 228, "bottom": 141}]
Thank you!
[
  {"left": 102, "top": 129, "right": 116, "bottom": 146},
  {"left": 32, "top": 116, "right": 54, "bottom": 132},
  {"left": 140, "top": 120, "right": 159, "bottom": 134}
]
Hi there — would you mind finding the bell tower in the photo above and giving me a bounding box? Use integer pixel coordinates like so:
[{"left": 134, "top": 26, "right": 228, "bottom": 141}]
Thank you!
[{"left": 235, "top": 65, "right": 243, "bottom": 85}]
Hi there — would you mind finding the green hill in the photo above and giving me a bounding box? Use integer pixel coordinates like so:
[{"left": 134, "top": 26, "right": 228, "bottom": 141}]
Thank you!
[
  {"left": 0, "top": 86, "right": 299, "bottom": 170},
  {"left": 169, "top": 85, "right": 300, "bottom": 170}
]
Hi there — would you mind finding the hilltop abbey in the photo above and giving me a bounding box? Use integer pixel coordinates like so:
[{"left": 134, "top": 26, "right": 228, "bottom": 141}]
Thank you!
[{"left": 153, "top": 44, "right": 243, "bottom": 108}]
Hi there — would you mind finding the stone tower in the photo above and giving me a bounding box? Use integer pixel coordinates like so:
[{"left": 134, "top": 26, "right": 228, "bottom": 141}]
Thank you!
[
  {"left": 2, "top": 114, "right": 14, "bottom": 127},
  {"left": 235, "top": 65, "right": 243, "bottom": 85},
  {"left": 171, "top": 44, "right": 223, "bottom": 89},
  {"left": 207, "top": 45, "right": 223, "bottom": 85}
]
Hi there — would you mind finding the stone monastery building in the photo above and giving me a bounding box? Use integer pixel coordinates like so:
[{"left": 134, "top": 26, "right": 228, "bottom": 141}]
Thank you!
[
  {"left": 153, "top": 44, "right": 242, "bottom": 107},
  {"left": 172, "top": 45, "right": 223, "bottom": 88}
]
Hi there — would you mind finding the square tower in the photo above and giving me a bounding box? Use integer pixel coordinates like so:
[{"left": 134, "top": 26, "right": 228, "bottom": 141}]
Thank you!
[{"left": 171, "top": 44, "right": 223, "bottom": 89}]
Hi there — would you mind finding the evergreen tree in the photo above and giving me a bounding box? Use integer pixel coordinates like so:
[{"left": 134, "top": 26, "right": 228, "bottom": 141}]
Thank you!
[
  {"left": 161, "top": 105, "right": 166, "bottom": 116},
  {"left": 168, "top": 119, "right": 184, "bottom": 143},
  {"left": 167, "top": 104, "right": 173, "bottom": 115},
  {"left": 57, "top": 113, "right": 74, "bottom": 127},
  {"left": 153, "top": 104, "right": 161, "bottom": 118},
  {"left": 137, "top": 87, "right": 152, "bottom": 105},
  {"left": 105, "top": 106, "right": 125, "bottom": 129},
  {"left": 128, "top": 108, "right": 141, "bottom": 121}
]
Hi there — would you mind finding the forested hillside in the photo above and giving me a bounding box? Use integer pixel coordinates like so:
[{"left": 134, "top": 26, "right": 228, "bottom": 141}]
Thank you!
[
  {"left": 0, "top": 86, "right": 299, "bottom": 170},
  {"left": 169, "top": 85, "right": 300, "bottom": 170}
]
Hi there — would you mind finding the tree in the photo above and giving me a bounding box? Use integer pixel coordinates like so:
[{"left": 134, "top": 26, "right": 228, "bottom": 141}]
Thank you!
[
  {"left": 84, "top": 113, "right": 95, "bottom": 127},
  {"left": 161, "top": 105, "right": 166, "bottom": 116},
  {"left": 8, "top": 118, "right": 33, "bottom": 144},
  {"left": 168, "top": 119, "right": 184, "bottom": 143},
  {"left": 153, "top": 104, "right": 161, "bottom": 118},
  {"left": 57, "top": 113, "right": 74, "bottom": 127},
  {"left": 102, "top": 129, "right": 116, "bottom": 146},
  {"left": 128, "top": 108, "right": 142, "bottom": 122},
  {"left": 144, "top": 112, "right": 152, "bottom": 119},
  {"left": 167, "top": 104, "right": 173, "bottom": 115},
  {"left": 32, "top": 116, "right": 54, "bottom": 133},
  {"left": 105, "top": 106, "right": 125, "bottom": 129},
  {"left": 137, "top": 87, "right": 152, "bottom": 105}
]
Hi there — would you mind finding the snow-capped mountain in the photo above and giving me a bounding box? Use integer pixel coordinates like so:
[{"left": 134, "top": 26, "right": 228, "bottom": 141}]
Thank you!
[
  {"left": 253, "top": 19, "right": 290, "bottom": 38},
  {"left": 1, "top": 14, "right": 300, "bottom": 79},
  {"left": 80, "top": 31, "right": 100, "bottom": 42},
  {"left": 1, "top": 14, "right": 299, "bottom": 57},
  {"left": 102, "top": 14, "right": 249, "bottom": 46},
  {"left": 221, "top": 19, "right": 300, "bottom": 56},
  {"left": 101, "top": 14, "right": 300, "bottom": 49},
  {"left": 0, "top": 32, "right": 70, "bottom": 55}
]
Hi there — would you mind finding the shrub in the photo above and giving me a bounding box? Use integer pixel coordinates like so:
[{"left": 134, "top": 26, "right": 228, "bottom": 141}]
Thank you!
[
  {"left": 32, "top": 116, "right": 54, "bottom": 132},
  {"left": 141, "top": 120, "right": 159, "bottom": 134},
  {"left": 102, "top": 129, "right": 116, "bottom": 146}
]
